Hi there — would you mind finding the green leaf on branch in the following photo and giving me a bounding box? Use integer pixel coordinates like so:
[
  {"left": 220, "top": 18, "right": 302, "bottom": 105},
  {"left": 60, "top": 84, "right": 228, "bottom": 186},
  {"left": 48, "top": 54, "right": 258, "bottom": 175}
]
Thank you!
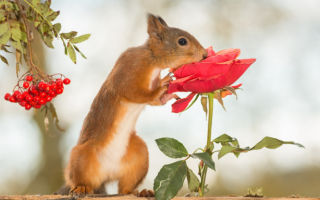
[
  {"left": 67, "top": 43, "right": 76, "bottom": 63},
  {"left": 1, "top": 45, "right": 12, "bottom": 53},
  {"left": 47, "top": 11, "right": 60, "bottom": 21},
  {"left": 70, "top": 34, "right": 91, "bottom": 44},
  {"left": 11, "top": 27, "right": 22, "bottom": 42},
  {"left": 191, "top": 152, "right": 215, "bottom": 170},
  {"left": 73, "top": 45, "right": 87, "bottom": 59},
  {"left": 0, "top": 31, "right": 10, "bottom": 45},
  {"left": 11, "top": 41, "right": 24, "bottom": 54},
  {"left": 218, "top": 145, "right": 237, "bottom": 159},
  {"left": 187, "top": 168, "right": 200, "bottom": 192},
  {"left": 60, "top": 31, "right": 77, "bottom": 39},
  {"left": 216, "top": 136, "right": 304, "bottom": 159},
  {"left": 48, "top": 102, "right": 64, "bottom": 131},
  {"left": 32, "top": 0, "right": 41, "bottom": 5},
  {"left": 154, "top": 160, "right": 187, "bottom": 200},
  {"left": 0, "top": 22, "right": 9, "bottom": 36},
  {"left": 61, "top": 38, "right": 68, "bottom": 55},
  {"left": 0, "top": 54, "right": 8, "bottom": 65},
  {"left": 251, "top": 136, "right": 304, "bottom": 150},
  {"left": 155, "top": 137, "right": 188, "bottom": 158},
  {"left": 214, "top": 134, "right": 234, "bottom": 143},
  {"left": 214, "top": 133, "right": 239, "bottom": 147},
  {"left": 53, "top": 23, "right": 61, "bottom": 35},
  {"left": 43, "top": 35, "right": 54, "bottom": 48}
]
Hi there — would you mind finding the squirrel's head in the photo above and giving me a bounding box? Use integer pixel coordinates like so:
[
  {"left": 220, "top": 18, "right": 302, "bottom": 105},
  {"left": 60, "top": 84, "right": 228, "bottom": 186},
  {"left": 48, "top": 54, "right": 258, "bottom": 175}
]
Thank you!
[{"left": 147, "top": 14, "right": 207, "bottom": 70}]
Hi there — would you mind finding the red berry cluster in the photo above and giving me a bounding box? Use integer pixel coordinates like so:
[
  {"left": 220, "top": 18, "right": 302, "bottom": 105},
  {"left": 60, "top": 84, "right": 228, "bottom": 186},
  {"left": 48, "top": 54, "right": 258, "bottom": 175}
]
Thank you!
[{"left": 4, "top": 74, "right": 71, "bottom": 110}]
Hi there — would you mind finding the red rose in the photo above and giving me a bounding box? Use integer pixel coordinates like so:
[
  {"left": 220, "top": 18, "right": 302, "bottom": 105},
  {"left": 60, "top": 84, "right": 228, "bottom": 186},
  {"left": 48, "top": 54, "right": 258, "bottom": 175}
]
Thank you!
[{"left": 168, "top": 47, "right": 256, "bottom": 113}]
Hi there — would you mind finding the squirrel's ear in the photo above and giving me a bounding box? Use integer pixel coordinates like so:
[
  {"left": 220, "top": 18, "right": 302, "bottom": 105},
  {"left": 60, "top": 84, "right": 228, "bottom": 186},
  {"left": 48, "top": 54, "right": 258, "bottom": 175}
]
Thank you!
[{"left": 147, "top": 13, "right": 168, "bottom": 40}]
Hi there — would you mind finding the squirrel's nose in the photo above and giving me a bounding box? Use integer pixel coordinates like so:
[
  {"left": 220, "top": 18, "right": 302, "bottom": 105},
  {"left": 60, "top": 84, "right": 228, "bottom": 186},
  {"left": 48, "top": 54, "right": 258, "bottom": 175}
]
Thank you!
[{"left": 202, "top": 51, "right": 208, "bottom": 60}]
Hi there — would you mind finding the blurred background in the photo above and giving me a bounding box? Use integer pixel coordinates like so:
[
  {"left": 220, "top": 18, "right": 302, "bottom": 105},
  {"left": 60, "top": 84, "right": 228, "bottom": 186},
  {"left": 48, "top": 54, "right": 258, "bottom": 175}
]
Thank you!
[{"left": 0, "top": 0, "right": 320, "bottom": 197}]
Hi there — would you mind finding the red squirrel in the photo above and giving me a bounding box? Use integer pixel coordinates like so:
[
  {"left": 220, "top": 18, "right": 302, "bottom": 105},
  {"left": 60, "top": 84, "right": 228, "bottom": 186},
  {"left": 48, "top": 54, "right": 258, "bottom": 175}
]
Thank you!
[{"left": 64, "top": 13, "right": 207, "bottom": 196}]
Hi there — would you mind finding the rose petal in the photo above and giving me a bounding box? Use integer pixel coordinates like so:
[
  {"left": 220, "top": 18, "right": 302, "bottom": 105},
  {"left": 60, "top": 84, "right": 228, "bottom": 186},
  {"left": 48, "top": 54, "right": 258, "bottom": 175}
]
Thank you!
[
  {"left": 182, "top": 59, "right": 255, "bottom": 93},
  {"left": 174, "top": 62, "right": 232, "bottom": 79},
  {"left": 182, "top": 78, "right": 225, "bottom": 93},
  {"left": 170, "top": 75, "right": 195, "bottom": 84},
  {"left": 168, "top": 75, "right": 195, "bottom": 93},
  {"left": 172, "top": 92, "right": 196, "bottom": 113},
  {"left": 216, "top": 48, "right": 240, "bottom": 56},
  {"left": 206, "top": 46, "right": 215, "bottom": 57},
  {"left": 202, "top": 49, "right": 240, "bottom": 63},
  {"left": 221, "top": 58, "right": 256, "bottom": 86},
  {"left": 231, "top": 83, "right": 242, "bottom": 89}
]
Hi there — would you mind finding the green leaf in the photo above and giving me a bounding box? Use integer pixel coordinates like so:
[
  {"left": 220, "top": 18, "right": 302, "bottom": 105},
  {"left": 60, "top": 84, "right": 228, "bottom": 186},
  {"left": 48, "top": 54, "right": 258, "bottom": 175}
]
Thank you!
[
  {"left": 11, "top": 27, "right": 22, "bottom": 42},
  {"left": 48, "top": 102, "right": 64, "bottom": 131},
  {"left": 60, "top": 31, "right": 77, "bottom": 39},
  {"left": 47, "top": 11, "right": 60, "bottom": 21},
  {"left": 0, "top": 22, "right": 9, "bottom": 36},
  {"left": 187, "top": 168, "right": 200, "bottom": 192},
  {"left": 38, "top": 22, "right": 50, "bottom": 34},
  {"left": 11, "top": 41, "right": 23, "bottom": 53},
  {"left": 67, "top": 43, "right": 76, "bottom": 64},
  {"left": 32, "top": 0, "right": 41, "bottom": 5},
  {"left": 154, "top": 160, "right": 187, "bottom": 200},
  {"left": 70, "top": 34, "right": 91, "bottom": 44},
  {"left": 1, "top": 45, "right": 12, "bottom": 53},
  {"left": 53, "top": 23, "right": 61, "bottom": 35},
  {"left": 214, "top": 134, "right": 234, "bottom": 143},
  {"left": 218, "top": 145, "right": 237, "bottom": 159},
  {"left": 0, "top": 30, "right": 10, "bottom": 45},
  {"left": 43, "top": 35, "right": 54, "bottom": 48},
  {"left": 61, "top": 38, "right": 67, "bottom": 55},
  {"left": 73, "top": 45, "right": 87, "bottom": 59},
  {"left": 155, "top": 137, "right": 188, "bottom": 158},
  {"left": 191, "top": 152, "right": 215, "bottom": 170},
  {"left": 251, "top": 136, "right": 304, "bottom": 150},
  {"left": 231, "top": 138, "right": 240, "bottom": 148},
  {"left": 34, "top": 20, "right": 40, "bottom": 27},
  {"left": 0, "top": 54, "right": 8, "bottom": 65}
]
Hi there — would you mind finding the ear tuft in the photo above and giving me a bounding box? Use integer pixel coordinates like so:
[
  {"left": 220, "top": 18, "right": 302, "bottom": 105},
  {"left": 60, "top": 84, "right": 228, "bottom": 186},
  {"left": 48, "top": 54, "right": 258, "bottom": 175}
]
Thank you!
[
  {"left": 147, "top": 13, "right": 168, "bottom": 40},
  {"left": 157, "top": 16, "right": 168, "bottom": 27}
]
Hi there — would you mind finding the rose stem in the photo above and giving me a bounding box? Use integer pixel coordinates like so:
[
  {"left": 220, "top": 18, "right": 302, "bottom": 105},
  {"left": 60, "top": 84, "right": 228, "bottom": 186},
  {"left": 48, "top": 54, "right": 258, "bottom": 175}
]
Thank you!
[{"left": 199, "top": 92, "right": 214, "bottom": 196}]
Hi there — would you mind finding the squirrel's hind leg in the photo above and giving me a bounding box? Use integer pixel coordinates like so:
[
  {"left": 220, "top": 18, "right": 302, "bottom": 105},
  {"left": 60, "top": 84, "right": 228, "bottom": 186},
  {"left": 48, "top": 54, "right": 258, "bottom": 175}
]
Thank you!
[
  {"left": 118, "top": 133, "right": 149, "bottom": 194},
  {"left": 65, "top": 143, "right": 104, "bottom": 196}
]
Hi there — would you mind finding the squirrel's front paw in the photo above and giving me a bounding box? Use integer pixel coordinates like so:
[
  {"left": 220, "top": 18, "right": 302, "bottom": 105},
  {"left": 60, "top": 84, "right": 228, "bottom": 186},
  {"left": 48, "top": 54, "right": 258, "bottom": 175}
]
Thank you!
[
  {"left": 149, "top": 85, "right": 180, "bottom": 106},
  {"left": 160, "top": 93, "right": 180, "bottom": 104},
  {"left": 149, "top": 85, "right": 168, "bottom": 106},
  {"left": 160, "top": 73, "right": 173, "bottom": 87}
]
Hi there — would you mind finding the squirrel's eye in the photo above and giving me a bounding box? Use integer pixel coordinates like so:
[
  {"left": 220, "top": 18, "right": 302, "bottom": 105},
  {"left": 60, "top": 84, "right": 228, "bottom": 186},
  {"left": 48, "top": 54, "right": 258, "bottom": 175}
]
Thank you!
[{"left": 178, "top": 38, "right": 187, "bottom": 46}]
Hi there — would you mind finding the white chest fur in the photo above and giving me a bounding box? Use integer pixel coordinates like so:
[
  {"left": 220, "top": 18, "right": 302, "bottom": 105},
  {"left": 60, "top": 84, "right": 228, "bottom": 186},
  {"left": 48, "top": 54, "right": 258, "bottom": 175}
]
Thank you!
[
  {"left": 149, "top": 68, "right": 161, "bottom": 90},
  {"left": 98, "top": 102, "right": 145, "bottom": 178}
]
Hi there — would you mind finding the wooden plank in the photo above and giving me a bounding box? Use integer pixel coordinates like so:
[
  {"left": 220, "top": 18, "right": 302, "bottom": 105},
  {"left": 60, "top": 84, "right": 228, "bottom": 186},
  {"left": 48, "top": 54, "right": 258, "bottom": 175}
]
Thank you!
[{"left": 0, "top": 195, "right": 319, "bottom": 200}]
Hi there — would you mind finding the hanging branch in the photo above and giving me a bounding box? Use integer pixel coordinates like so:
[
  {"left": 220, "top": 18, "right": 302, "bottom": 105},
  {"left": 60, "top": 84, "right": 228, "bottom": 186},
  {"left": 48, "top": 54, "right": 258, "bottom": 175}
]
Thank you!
[
  {"left": 15, "top": 0, "right": 47, "bottom": 80},
  {"left": 1, "top": 0, "right": 90, "bottom": 129}
]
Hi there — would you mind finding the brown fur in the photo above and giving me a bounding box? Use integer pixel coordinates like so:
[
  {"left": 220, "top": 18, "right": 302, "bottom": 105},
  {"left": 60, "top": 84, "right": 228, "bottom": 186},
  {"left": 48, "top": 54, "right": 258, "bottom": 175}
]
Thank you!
[{"left": 64, "top": 13, "right": 207, "bottom": 196}]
